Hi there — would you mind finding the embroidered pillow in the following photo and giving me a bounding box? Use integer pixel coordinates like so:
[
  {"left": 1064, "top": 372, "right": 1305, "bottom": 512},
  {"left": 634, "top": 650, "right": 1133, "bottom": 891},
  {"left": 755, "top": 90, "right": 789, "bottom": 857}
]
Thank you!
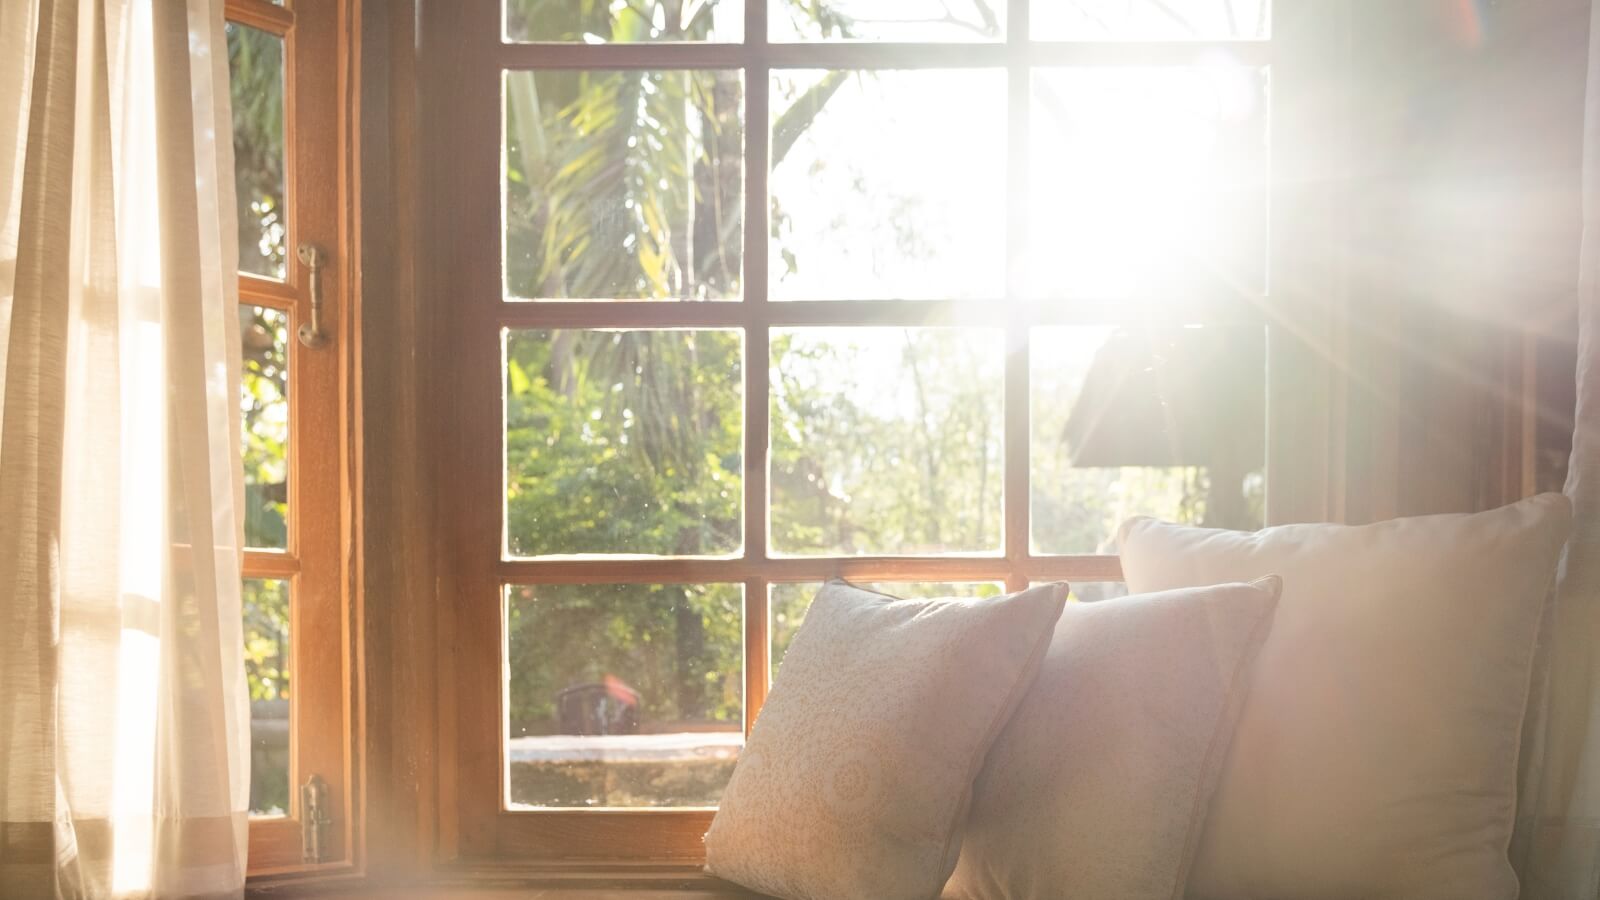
[{"left": 704, "top": 580, "right": 1068, "bottom": 900}]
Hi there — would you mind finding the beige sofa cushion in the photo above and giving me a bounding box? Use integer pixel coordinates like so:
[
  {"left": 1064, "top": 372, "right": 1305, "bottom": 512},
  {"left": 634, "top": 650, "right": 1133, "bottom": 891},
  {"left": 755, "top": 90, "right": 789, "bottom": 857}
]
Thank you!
[
  {"left": 944, "top": 578, "right": 1280, "bottom": 900},
  {"left": 1118, "top": 493, "right": 1572, "bottom": 900},
  {"left": 703, "top": 580, "right": 1067, "bottom": 900}
]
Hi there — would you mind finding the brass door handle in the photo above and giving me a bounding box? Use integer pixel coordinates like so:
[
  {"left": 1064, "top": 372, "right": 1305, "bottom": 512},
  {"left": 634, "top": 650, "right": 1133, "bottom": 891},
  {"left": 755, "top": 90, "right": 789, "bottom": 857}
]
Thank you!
[{"left": 296, "top": 242, "right": 329, "bottom": 348}]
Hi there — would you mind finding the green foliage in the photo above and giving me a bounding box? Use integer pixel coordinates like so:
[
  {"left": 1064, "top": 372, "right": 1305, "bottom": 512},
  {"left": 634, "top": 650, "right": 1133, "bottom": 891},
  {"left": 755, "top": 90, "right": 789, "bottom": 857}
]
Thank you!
[
  {"left": 505, "top": 330, "right": 742, "bottom": 556},
  {"left": 507, "top": 583, "right": 743, "bottom": 736},
  {"left": 503, "top": 329, "right": 744, "bottom": 740},
  {"left": 226, "top": 24, "right": 286, "bottom": 279},
  {"left": 243, "top": 578, "right": 290, "bottom": 814},
  {"left": 242, "top": 579, "right": 290, "bottom": 703},
  {"left": 505, "top": 68, "right": 743, "bottom": 301},
  {"left": 240, "top": 306, "right": 288, "bottom": 550},
  {"left": 505, "top": 0, "right": 727, "bottom": 42},
  {"left": 769, "top": 329, "right": 1004, "bottom": 555}
]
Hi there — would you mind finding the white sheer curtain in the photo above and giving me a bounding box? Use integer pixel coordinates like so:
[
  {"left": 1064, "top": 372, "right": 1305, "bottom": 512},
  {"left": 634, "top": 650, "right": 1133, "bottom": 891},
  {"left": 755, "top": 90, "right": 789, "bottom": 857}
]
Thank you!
[
  {"left": 1513, "top": 3, "right": 1600, "bottom": 897},
  {"left": 0, "top": 1, "right": 250, "bottom": 898}
]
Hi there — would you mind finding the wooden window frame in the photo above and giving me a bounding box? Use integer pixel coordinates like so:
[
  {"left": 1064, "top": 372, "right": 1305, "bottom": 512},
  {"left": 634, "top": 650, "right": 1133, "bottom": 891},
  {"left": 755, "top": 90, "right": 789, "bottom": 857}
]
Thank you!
[
  {"left": 228, "top": 0, "right": 362, "bottom": 880},
  {"left": 421, "top": 0, "right": 1338, "bottom": 866}
]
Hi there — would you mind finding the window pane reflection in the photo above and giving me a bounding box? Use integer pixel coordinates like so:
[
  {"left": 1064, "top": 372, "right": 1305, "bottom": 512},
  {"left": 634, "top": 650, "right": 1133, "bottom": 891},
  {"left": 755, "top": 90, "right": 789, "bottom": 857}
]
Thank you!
[
  {"left": 505, "top": 0, "right": 744, "bottom": 42},
  {"left": 503, "top": 70, "right": 745, "bottom": 301},
  {"left": 241, "top": 306, "right": 289, "bottom": 550},
  {"left": 770, "top": 70, "right": 1006, "bottom": 301},
  {"left": 1031, "top": 325, "right": 1265, "bottom": 554},
  {"left": 503, "top": 329, "right": 744, "bottom": 558},
  {"left": 1028, "top": 66, "right": 1269, "bottom": 300},
  {"left": 771, "top": 0, "right": 1005, "bottom": 42},
  {"left": 770, "top": 327, "right": 1005, "bottom": 555},
  {"left": 505, "top": 583, "right": 744, "bottom": 808},
  {"left": 244, "top": 578, "right": 291, "bottom": 816},
  {"left": 226, "top": 24, "right": 288, "bottom": 280}
]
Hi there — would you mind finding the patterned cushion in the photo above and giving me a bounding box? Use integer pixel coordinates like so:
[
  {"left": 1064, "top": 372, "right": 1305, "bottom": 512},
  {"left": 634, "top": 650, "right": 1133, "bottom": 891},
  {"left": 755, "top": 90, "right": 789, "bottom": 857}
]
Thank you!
[{"left": 703, "top": 580, "right": 1067, "bottom": 900}]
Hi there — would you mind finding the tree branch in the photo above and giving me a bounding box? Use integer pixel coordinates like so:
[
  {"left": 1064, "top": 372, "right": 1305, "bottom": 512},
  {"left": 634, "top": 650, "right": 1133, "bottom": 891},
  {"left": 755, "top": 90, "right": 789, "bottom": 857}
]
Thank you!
[{"left": 771, "top": 70, "right": 851, "bottom": 171}]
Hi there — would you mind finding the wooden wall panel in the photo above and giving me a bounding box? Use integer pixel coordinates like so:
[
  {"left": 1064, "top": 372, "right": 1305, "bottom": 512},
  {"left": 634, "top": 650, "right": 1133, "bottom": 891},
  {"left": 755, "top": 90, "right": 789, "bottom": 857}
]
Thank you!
[
  {"left": 1335, "top": 0, "right": 1586, "bottom": 522},
  {"left": 355, "top": 0, "right": 440, "bottom": 884}
]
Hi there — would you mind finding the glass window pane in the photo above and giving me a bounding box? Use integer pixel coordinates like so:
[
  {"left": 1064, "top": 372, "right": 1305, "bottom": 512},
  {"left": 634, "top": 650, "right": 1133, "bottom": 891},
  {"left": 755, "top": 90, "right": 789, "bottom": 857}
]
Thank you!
[
  {"left": 244, "top": 578, "right": 291, "bottom": 817},
  {"left": 1031, "top": 0, "right": 1268, "bottom": 40},
  {"left": 770, "top": 327, "right": 1004, "bottom": 555},
  {"left": 770, "top": 582, "right": 1003, "bottom": 680},
  {"left": 505, "top": 329, "right": 743, "bottom": 557},
  {"left": 771, "top": 0, "right": 1005, "bottom": 41},
  {"left": 770, "top": 70, "right": 1006, "bottom": 301},
  {"left": 226, "top": 24, "right": 287, "bottom": 280},
  {"left": 1027, "top": 66, "right": 1269, "bottom": 300},
  {"left": 1034, "top": 581, "right": 1132, "bottom": 603},
  {"left": 505, "top": 0, "right": 744, "bottom": 42},
  {"left": 1030, "top": 325, "right": 1265, "bottom": 554},
  {"left": 505, "top": 583, "right": 744, "bottom": 808},
  {"left": 504, "top": 70, "right": 745, "bottom": 301},
  {"left": 241, "top": 306, "right": 289, "bottom": 550}
]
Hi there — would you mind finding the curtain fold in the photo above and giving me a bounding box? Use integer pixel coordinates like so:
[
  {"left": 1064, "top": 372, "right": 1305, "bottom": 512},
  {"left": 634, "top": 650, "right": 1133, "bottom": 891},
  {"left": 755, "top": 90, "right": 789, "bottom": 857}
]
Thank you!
[
  {"left": 1512, "top": 3, "right": 1600, "bottom": 897},
  {"left": 0, "top": 1, "right": 250, "bottom": 898}
]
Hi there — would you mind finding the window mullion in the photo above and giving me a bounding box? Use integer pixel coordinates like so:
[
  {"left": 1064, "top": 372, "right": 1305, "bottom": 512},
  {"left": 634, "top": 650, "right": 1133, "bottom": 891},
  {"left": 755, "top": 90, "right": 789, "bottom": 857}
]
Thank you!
[
  {"left": 743, "top": 0, "right": 772, "bottom": 725},
  {"left": 744, "top": 576, "right": 769, "bottom": 732},
  {"left": 1003, "top": 0, "right": 1031, "bottom": 580}
]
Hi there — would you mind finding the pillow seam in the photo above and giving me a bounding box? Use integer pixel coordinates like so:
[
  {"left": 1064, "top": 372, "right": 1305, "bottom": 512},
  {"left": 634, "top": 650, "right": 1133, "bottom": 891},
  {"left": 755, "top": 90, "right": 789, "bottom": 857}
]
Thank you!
[
  {"left": 1501, "top": 559, "right": 1568, "bottom": 868},
  {"left": 1166, "top": 594, "right": 1279, "bottom": 900},
  {"left": 930, "top": 584, "right": 1067, "bottom": 900}
]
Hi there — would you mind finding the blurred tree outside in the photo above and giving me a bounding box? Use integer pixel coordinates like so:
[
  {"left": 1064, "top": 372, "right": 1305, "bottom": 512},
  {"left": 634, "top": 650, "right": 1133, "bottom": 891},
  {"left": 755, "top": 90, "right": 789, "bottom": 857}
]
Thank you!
[
  {"left": 229, "top": 21, "right": 293, "bottom": 814},
  {"left": 228, "top": 23, "right": 287, "bottom": 281}
]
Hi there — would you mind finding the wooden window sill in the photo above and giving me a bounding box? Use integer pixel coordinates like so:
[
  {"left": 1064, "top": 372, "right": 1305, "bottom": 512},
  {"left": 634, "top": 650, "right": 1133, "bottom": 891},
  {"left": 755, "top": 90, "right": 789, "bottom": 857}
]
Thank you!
[{"left": 247, "top": 863, "right": 763, "bottom": 898}]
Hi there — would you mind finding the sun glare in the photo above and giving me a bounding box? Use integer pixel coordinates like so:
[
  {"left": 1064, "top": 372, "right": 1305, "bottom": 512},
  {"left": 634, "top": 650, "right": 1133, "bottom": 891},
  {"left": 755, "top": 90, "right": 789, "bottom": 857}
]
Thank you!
[
  {"left": 768, "top": 59, "right": 1267, "bottom": 306},
  {"left": 1026, "top": 58, "right": 1268, "bottom": 302}
]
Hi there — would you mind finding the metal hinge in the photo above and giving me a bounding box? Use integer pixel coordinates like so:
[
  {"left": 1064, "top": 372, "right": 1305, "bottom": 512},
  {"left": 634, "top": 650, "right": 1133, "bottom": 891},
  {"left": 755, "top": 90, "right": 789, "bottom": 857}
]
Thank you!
[{"left": 300, "top": 774, "right": 333, "bottom": 863}]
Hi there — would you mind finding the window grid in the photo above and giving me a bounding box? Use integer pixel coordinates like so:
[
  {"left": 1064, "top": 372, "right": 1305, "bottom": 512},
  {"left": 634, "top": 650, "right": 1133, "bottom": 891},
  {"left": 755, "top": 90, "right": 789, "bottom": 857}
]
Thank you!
[
  {"left": 448, "top": 0, "right": 1273, "bottom": 857},
  {"left": 231, "top": 0, "right": 305, "bottom": 847},
  {"left": 487, "top": 20, "right": 1275, "bottom": 584}
]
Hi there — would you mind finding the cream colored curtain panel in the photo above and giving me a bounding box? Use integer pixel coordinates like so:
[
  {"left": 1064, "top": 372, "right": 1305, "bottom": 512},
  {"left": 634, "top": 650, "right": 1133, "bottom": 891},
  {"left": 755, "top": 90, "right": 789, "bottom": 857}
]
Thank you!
[
  {"left": 0, "top": 1, "right": 250, "bottom": 898},
  {"left": 1512, "top": 3, "right": 1600, "bottom": 896}
]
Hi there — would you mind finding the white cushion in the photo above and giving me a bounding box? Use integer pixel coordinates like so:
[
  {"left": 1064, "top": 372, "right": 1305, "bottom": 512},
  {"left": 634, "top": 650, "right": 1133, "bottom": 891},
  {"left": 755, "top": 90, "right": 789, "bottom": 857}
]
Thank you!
[
  {"left": 704, "top": 580, "right": 1067, "bottom": 900},
  {"left": 1118, "top": 493, "right": 1572, "bottom": 900},
  {"left": 944, "top": 578, "right": 1281, "bottom": 900}
]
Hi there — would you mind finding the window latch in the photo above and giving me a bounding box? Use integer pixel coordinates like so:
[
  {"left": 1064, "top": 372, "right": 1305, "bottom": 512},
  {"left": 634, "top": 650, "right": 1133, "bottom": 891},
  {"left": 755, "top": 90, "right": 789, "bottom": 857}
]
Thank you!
[
  {"left": 296, "top": 242, "right": 330, "bottom": 349},
  {"left": 300, "top": 774, "right": 333, "bottom": 863}
]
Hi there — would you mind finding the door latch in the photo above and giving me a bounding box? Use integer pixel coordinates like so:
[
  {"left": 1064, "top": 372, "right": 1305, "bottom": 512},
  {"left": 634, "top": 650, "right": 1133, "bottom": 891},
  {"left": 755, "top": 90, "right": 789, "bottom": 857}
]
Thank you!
[
  {"left": 301, "top": 774, "right": 333, "bottom": 863},
  {"left": 296, "top": 242, "right": 330, "bottom": 349}
]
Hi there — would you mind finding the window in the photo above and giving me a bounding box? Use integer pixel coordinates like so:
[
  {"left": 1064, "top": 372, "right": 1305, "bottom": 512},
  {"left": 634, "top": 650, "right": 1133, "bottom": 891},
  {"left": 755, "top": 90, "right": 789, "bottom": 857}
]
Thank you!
[
  {"left": 226, "top": 0, "right": 354, "bottom": 873},
  {"left": 429, "top": 0, "right": 1272, "bottom": 861}
]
